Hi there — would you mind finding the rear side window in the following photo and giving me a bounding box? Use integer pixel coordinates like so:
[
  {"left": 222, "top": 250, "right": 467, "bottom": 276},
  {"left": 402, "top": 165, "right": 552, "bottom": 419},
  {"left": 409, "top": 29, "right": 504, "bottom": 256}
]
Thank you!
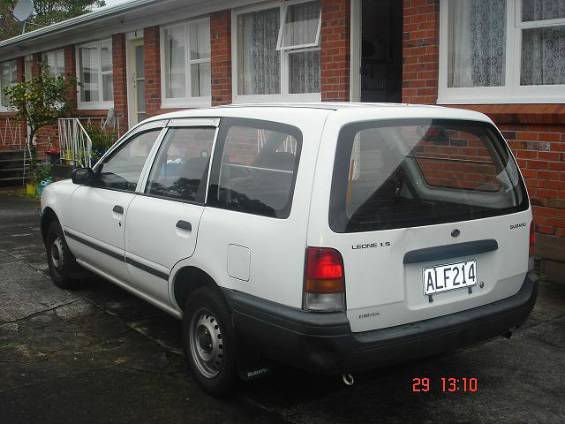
[
  {"left": 330, "top": 119, "right": 528, "bottom": 233},
  {"left": 208, "top": 118, "right": 302, "bottom": 218},
  {"left": 145, "top": 127, "right": 216, "bottom": 202}
]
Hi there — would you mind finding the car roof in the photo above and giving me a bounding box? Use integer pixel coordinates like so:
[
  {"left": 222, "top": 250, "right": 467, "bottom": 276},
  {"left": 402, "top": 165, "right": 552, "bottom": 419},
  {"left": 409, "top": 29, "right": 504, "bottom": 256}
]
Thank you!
[{"left": 143, "top": 102, "right": 492, "bottom": 125}]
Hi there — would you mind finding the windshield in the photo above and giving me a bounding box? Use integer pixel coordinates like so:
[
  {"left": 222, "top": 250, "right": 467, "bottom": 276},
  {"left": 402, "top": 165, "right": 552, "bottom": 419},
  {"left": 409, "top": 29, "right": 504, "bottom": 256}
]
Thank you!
[{"left": 329, "top": 119, "right": 529, "bottom": 233}]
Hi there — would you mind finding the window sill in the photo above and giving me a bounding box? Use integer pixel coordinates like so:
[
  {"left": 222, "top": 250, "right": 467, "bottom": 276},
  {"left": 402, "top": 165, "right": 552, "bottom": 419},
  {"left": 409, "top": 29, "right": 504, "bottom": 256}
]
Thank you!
[
  {"left": 232, "top": 93, "right": 321, "bottom": 104},
  {"left": 161, "top": 97, "right": 212, "bottom": 109},
  {"left": 77, "top": 101, "right": 114, "bottom": 111},
  {"left": 438, "top": 104, "right": 565, "bottom": 125},
  {"left": 438, "top": 96, "right": 565, "bottom": 105}
]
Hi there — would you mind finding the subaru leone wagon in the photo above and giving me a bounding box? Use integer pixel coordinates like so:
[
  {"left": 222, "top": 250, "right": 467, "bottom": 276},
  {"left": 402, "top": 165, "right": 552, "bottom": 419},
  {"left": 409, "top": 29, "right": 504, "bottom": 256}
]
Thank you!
[{"left": 40, "top": 103, "right": 538, "bottom": 395}]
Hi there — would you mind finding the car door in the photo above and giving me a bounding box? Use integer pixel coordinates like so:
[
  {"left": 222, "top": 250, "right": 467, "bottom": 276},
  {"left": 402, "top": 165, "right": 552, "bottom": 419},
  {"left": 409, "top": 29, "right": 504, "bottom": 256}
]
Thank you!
[
  {"left": 124, "top": 119, "right": 219, "bottom": 304},
  {"left": 65, "top": 121, "right": 166, "bottom": 283}
]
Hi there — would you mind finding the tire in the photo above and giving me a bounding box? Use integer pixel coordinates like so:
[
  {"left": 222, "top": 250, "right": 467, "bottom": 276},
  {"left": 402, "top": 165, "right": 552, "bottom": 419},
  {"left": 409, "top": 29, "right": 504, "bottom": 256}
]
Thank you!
[
  {"left": 182, "top": 288, "right": 237, "bottom": 396},
  {"left": 45, "top": 220, "right": 80, "bottom": 290}
]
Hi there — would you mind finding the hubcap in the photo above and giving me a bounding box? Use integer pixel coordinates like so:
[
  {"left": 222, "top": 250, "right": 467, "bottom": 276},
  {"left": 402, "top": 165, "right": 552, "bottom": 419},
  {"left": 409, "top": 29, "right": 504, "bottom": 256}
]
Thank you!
[
  {"left": 51, "top": 237, "right": 65, "bottom": 271},
  {"left": 189, "top": 309, "right": 224, "bottom": 379}
]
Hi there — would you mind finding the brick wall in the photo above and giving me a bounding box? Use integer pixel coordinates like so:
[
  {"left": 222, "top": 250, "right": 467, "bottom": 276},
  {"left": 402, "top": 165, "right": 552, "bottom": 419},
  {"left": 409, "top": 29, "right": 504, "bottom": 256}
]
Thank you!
[
  {"left": 320, "top": 0, "right": 350, "bottom": 101},
  {"left": 112, "top": 33, "right": 128, "bottom": 135},
  {"left": 144, "top": 26, "right": 162, "bottom": 117},
  {"left": 402, "top": 0, "right": 439, "bottom": 104},
  {"left": 211, "top": 10, "right": 232, "bottom": 106}
]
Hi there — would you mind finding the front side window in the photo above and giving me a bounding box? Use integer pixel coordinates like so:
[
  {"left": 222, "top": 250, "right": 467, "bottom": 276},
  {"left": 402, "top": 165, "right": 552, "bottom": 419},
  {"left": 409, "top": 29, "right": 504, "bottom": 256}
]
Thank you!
[
  {"left": 0, "top": 60, "right": 17, "bottom": 108},
  {"left": 146, "top": 127, "right": 215, "bottom": 202},
  {"left": 440, "top": 0, "right": 565, "bottom": 103},
  {"left": 235, "top": 1, "right": 321, "bottom": 100},
  {"left": 42, "top": 49, "right": 66, "bottom": 77},
  {"left": 95, "top": 129, "right": 161, "bottom": 191},
  {"left": 77, "top": 39, "right": 113, "bottom": 107},
  {"left": 162, "top": 18, "right": 211, "bottom": 107},
  {"left": 330, "top": 119, "right": 529, "bottom": 233},
  {"left": 208, "top": 119, "right": 302, "bottom": 218}
]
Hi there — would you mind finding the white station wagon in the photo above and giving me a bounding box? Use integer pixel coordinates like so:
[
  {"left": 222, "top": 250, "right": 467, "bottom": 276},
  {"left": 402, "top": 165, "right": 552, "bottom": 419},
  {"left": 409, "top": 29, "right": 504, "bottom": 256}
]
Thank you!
[{"left": 41, "top": 104, "right": 538, "bottom": 395}]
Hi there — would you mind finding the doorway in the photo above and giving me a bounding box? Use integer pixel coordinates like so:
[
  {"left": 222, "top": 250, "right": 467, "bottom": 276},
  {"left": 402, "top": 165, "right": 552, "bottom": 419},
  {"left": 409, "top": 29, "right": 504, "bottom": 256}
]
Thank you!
[
  {"left": 351, "top": 0, "right": 403, "bottom": 102},
  {"left": 126, "top": 37, "right": 146, "bottom": 128}
]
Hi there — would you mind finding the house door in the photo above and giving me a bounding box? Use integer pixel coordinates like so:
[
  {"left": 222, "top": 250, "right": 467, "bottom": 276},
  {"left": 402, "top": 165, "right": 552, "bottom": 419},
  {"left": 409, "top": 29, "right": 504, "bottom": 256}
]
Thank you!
[
  {"left": 351, "top": 0, "right": 403, "bottom": 102},
  {"left": 126, "top": 38, "right": 146, "bottom": 128}
]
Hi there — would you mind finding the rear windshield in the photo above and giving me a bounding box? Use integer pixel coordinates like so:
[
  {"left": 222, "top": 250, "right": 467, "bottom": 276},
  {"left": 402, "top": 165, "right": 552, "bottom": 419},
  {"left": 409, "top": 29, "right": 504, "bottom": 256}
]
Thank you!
[{"left": 329, "top": 119, "right": 529, "bottom": 233}]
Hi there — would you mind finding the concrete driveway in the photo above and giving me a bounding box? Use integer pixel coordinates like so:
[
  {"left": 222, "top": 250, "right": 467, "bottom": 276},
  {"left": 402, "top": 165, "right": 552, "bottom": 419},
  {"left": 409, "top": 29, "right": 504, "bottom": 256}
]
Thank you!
[{"left": 1, "top": 193, "right": 564, "bottom": 424}]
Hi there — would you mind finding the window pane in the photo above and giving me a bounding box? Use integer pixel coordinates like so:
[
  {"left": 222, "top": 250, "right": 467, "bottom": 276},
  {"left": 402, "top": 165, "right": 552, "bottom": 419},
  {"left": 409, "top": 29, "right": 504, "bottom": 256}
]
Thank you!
[
  {"left": 102, "top": 73, "right": 114, "bottom": 101},
  {"left": 447, "top": 0, "right": 506, "bottom": 88},
  {"left": 522, "top": 0, "right": 565, "bottom": 21},
  {"left": 190, "top": 62, "right": 211, "bottom": 97},
  {"left": 147, "top": 128, "right": 215, "bottom": 202},
  {"left": 329, "top": 120, "right": 527, "bottom": 233},
  {"left": 521, "top": 26, "right": 565, "bottom": 85},
  {"left": 189, "top": 20, "right": 210, "bottom": 60},
  {"left": 79, "top": 47, "right": 99, "bottom": 102},
  {"left": 135, "top": 45, "right": 144, "bottom": 78},
  {"left": 281, "top": 1, "right": 320, "bottom": 48},
  {"left": 97, "top": 129, "right": 161, "bottom": 191},
  {"left": 101, "top": 46, "right": 112, "bottom": 73},
  {"left": 237, "top": 8, "right": 281, "bottom": 95},
  {"left": 288, "top": 49, "right": 320, "bottom": 93},
  {"left": 164, "top": 26, "right": 187, "bottom": 98},
  {"left": 212, "top": 121, "right": 302, "bottom": 218},
  {"left": 43, "top": 51, "right": 65, "bottom": 77},
  {"left": 1, "top": 61, "right": 17, "bottom": 106}
]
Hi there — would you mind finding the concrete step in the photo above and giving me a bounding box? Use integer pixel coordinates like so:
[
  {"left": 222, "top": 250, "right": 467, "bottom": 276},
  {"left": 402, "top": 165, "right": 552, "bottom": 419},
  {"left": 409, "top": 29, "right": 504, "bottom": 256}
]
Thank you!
[
  {"left": 0, "top": 176, "right": 28, "bottom": 187},
  {"left": 0, "top": 158, "right": 31, "bottom": 170},
  {"left": 0, "top": 150, "right": 26, "bottom": 161},
  {"left": 0, "top": 168, "right": 28, "bottom": 181}
]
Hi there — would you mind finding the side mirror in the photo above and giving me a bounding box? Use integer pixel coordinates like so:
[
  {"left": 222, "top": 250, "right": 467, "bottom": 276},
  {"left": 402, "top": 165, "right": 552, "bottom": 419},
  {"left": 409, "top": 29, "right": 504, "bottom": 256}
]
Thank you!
[{"left": 72, "top": 167, "right": 94, "bottom": 185}]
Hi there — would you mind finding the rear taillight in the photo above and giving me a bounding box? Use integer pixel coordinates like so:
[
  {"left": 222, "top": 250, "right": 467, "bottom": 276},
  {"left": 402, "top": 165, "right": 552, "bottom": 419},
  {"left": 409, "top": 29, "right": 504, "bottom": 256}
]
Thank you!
[
  {"left": 529, "top": 221, "right": 536, "bottom": 270},
  {"left": 303, "top": 247, "right": 345, "bottom": 312}
]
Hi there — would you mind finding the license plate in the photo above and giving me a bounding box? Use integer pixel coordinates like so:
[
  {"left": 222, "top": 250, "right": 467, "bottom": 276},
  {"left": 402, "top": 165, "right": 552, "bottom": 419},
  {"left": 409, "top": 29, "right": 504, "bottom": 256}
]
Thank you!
[{"left": 423, "top": 260, "right": 477, "bottom": 295}]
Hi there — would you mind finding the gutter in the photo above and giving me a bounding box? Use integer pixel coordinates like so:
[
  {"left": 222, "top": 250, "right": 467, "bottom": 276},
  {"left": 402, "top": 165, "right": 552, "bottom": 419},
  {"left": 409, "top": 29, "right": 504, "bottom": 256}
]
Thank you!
[{"left": 0, "top": 0, "right": 159, "bottom": 50}]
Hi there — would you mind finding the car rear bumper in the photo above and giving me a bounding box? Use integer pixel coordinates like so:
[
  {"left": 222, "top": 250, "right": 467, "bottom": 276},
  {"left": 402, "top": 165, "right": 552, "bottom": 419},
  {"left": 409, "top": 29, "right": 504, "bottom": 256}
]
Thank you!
[{"left": 224, "top": 273, "right": 538, "bottom": 374}]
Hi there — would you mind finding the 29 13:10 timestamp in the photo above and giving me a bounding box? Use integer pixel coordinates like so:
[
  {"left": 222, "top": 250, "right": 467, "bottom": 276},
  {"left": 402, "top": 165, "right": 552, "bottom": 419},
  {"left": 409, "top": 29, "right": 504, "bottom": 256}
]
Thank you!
[{"left": 412, "top": 377, "right": 479, "bottom": 393}]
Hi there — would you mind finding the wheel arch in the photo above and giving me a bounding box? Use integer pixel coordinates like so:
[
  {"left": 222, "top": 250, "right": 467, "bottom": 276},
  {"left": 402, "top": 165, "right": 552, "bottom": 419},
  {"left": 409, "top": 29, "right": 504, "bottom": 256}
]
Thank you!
[
  {"left": 172, "top": 266, "right": 227, "bottom": 313},
  {"left": 40, "top": 207, "right": 59, "bottom": 243}
]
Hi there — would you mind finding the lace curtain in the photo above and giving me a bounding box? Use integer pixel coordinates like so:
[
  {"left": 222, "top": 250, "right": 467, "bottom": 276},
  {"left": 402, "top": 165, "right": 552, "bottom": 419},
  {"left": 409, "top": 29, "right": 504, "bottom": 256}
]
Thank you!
[
  {"left": 237, "top": 8, "right": 281, "bottom": 95},
  {"left": 521, "top": 0, "right": 565, "bottom": 86},
  {"left": 286, "top": 1, "right": 321, "bottom": 94},
  {"left": 448, "top": 0, "right": 507, "bottom": 88}
]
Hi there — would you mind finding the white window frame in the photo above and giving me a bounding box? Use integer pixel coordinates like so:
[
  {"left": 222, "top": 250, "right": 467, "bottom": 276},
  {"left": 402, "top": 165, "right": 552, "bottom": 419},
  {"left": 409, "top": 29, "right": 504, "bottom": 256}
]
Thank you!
[
  {"left": 42, "top": 49, "right": 66, "bottom": 77},
  {"left": 276, "top": 0, "right": 322, "bottom": 50},
  {"left": 76, "top": 39, "right": 114, "bottom": 110},
  {"left": 439, "top": 0, "right": 565, "bottom": 104},
  {"left": 160, "top": 17, "right": 212, "bottom": 109},
  {"left": 232, "top": 0, "right": 322, "bottom": 104},
  {"left": 0, "top": 60, "right": 18, "bottom": 112}
]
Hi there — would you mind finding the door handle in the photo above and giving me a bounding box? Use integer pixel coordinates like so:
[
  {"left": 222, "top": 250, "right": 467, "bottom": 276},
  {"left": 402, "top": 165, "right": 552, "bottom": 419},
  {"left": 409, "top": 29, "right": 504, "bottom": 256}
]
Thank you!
[
  {"left": 176, "top": 220, "right": 192, "bottom": 232},
  {"left": 113, "top": 205, "right": 124, "bottom": 214}
]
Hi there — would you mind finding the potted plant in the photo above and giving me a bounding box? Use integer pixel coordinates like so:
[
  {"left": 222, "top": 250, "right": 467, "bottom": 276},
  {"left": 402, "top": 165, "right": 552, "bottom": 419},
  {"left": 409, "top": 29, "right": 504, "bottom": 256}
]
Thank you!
[
  {"left": 2, "top": 64, "right": 76, "bottom": 195},
  {"left": 84, "top": 123, "right": 118, "bottom": 164}
]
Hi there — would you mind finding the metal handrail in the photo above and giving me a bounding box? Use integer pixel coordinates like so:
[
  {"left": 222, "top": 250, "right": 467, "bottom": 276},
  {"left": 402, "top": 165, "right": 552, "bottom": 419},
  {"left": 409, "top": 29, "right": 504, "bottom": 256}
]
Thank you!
[{"left": 58, "top": 118, "right": 92, "bottom": 167}]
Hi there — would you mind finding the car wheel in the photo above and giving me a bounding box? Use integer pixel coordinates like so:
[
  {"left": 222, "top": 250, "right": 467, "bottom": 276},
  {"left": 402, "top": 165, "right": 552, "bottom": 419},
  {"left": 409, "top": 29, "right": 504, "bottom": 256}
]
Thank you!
[
  {"left": 183, "top": 288, "right": 237, "bottom": 396},
  {"left": 46, "top": 221, "right": 79, "bottom": 290}
]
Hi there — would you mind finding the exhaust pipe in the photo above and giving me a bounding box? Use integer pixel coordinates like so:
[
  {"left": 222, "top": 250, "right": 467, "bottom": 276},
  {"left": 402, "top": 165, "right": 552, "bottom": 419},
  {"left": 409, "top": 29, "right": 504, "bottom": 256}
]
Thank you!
[{"left": 341, "top": 373, "right": 354, "bottom": 386}]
